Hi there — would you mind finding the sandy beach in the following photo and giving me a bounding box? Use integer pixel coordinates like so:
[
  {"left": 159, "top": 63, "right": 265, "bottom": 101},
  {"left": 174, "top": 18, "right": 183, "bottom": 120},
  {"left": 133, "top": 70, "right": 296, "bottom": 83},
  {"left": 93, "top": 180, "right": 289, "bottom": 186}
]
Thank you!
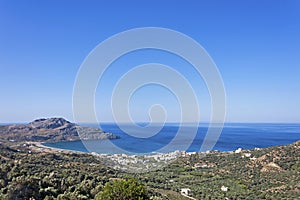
[{"left": 26, "top": 141, "right": 86, "bottom": 154}]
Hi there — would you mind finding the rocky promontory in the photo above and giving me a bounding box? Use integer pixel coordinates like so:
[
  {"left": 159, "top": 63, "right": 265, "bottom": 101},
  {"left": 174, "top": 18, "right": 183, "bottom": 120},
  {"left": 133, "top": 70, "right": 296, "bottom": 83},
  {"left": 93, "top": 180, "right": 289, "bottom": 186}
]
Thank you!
[{"left": 0, "top": 118, "right": 119, "bottom": 142}]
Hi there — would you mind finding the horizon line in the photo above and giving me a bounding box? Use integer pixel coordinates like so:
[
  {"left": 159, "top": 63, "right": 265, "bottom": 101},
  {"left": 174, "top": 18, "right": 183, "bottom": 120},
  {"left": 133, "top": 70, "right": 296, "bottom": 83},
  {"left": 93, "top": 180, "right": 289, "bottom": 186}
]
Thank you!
[{"left": 1, "top": 119, "right": 300, "bottom": 125}]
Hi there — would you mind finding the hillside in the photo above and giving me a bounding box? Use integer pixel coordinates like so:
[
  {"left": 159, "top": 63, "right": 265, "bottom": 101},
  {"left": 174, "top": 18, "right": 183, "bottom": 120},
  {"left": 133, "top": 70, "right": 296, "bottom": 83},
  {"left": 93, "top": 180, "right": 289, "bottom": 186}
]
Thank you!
[
  {"left": 0, "top": 139, "right": 299, "bottom": 199},
  {"left": 0, "top": 118, "right": 119, "bottom": 142}
]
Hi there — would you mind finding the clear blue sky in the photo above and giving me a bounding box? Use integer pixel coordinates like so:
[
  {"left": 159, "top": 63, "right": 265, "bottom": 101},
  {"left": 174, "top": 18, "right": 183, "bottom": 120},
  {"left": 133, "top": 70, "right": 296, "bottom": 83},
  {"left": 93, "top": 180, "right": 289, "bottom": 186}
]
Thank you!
[{"left": 0, "top": 0, "right": 299, "bottom": 123}]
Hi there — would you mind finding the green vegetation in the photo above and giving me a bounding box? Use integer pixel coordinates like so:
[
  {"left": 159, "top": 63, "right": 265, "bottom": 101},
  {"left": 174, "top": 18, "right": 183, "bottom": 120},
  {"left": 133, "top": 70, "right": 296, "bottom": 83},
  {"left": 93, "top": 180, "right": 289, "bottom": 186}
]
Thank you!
[
  {"left": 0, "top": 141, "right": 299, "bottom": 199},
  {"left": 95, "top": 178, "right": 149, "bottom": 200}
]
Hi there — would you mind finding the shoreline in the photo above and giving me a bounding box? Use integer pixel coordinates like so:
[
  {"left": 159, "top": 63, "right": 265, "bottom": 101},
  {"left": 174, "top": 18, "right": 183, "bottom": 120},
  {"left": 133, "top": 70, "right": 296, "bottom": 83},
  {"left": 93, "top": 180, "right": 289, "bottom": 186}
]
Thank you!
[
  {"left": 28, "top": 139, "right": 300, "bottom": 157},
  {"left": 28, "top": 141, "right": 86, "bottom": 154}
]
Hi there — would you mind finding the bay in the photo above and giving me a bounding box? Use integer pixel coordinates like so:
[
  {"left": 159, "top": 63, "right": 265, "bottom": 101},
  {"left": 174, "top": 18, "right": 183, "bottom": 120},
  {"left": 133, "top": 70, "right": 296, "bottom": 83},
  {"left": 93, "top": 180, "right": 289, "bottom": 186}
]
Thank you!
[{"left": 43, "top": 123, "right": 300, "bottom": 154}]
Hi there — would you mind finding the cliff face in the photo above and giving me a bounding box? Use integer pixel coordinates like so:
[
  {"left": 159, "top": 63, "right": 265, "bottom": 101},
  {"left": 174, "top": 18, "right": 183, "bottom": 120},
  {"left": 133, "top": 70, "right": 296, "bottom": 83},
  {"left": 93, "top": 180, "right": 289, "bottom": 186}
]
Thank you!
[{"left": 0, "top": 118, "right": 119, "bottom": 142}]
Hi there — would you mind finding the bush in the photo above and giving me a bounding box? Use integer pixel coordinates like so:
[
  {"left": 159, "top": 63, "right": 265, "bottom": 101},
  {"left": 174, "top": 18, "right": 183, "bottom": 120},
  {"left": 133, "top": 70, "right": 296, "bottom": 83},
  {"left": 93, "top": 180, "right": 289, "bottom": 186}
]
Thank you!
[{"left": 95, "top": 178, "right": 149, "bottom": 200}]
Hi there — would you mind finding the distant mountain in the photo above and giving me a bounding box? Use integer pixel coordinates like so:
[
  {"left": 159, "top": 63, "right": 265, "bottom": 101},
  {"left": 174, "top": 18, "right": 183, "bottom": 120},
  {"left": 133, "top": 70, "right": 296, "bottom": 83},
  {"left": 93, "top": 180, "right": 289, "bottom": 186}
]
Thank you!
[{"left": 0, "top": 118, "right": 119, "bottom": 142}]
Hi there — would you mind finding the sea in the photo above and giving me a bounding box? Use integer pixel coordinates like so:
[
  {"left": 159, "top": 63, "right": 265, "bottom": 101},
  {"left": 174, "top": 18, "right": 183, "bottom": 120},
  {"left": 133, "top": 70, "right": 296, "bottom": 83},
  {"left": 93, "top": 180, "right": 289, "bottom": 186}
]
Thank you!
[{"left": 43, "top": 123, "right": 300, "bottom": 155}]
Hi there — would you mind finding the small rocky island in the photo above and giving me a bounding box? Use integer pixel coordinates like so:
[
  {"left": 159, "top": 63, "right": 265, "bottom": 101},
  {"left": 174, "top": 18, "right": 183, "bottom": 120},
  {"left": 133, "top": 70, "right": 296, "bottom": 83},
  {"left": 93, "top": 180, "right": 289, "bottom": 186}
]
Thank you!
[{"left": 0, "top": 117, "right": 119, "bottom": 142}]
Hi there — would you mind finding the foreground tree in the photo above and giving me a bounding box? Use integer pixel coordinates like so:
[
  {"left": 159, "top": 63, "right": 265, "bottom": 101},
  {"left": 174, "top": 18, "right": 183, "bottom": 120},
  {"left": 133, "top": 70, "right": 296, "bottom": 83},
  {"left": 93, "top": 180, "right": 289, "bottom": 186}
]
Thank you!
[{"left": 95, "top": 178, "right": 149, "bottom": 200}]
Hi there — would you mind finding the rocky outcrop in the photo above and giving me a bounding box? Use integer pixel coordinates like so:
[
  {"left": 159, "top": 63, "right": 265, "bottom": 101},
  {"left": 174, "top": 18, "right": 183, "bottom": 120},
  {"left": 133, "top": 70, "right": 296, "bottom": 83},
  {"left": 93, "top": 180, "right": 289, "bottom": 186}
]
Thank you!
[
  {"left": 0, "top": 118, "right": 119, "bottom": 142},
  {"left": 260, "top": 162, "right": 284, "bottom": 173}
]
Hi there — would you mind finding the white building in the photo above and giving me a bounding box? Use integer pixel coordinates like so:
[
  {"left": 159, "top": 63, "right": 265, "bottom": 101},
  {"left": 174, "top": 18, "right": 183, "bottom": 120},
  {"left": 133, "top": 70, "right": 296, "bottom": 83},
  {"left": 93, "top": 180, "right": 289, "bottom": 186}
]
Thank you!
[
  {"left": 221, "top": 186, "right": 228, "bottom": 192},
  {"left": 244, "top": 153, "right": 251, "bottom": 157},
  {"left": 180, "top": 188, "right": 191, "bottom": 195},
  {"left": 235, "top": 148, "right": 242, "bottom": 153}
]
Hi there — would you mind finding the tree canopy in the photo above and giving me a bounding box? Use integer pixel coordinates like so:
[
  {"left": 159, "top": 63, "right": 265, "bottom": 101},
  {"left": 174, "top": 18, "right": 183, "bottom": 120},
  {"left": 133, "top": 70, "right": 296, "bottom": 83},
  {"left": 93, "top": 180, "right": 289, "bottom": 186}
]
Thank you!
[{"left": 96, "top": 178, "right": 149, "bottom": 200}]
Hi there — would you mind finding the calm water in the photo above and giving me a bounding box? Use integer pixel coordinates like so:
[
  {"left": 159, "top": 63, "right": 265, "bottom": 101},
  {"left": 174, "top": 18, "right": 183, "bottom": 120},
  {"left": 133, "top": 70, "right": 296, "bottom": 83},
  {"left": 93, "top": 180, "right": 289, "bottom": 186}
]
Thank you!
[{"left": 43, "top": 123, "right": 300, "bottom": 154}]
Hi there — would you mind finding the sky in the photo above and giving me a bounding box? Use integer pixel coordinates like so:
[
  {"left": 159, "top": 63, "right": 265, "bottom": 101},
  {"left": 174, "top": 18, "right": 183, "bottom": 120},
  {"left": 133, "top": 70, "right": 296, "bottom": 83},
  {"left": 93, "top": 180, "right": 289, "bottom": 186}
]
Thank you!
[{"left": 0, "top": 0, "right": 300, "bottom": 123}]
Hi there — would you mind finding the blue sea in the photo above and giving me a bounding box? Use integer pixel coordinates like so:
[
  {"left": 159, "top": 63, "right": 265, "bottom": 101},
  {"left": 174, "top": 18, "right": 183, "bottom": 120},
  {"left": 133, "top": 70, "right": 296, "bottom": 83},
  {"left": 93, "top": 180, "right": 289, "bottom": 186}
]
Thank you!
[{"left": 43, "top": 123, "right": 300, "bottom": 155}]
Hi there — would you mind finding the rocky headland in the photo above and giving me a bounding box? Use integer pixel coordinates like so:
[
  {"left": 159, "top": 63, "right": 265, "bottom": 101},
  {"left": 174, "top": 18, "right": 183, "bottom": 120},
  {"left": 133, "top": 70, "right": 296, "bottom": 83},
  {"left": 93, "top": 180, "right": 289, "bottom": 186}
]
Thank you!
[{"left": 0, "top": 118, "right": 119, "bottom": 142}]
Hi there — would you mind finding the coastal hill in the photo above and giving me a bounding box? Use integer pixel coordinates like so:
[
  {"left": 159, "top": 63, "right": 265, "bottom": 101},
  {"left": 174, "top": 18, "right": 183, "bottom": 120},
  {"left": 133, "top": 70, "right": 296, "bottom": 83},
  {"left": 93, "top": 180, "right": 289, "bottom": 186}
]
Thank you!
[
  {"left": 0, "top": 117, "right": 119, "bottom": 142},
  {"left": 0, "top": 138, "right": 299, "bottom": 199}
]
